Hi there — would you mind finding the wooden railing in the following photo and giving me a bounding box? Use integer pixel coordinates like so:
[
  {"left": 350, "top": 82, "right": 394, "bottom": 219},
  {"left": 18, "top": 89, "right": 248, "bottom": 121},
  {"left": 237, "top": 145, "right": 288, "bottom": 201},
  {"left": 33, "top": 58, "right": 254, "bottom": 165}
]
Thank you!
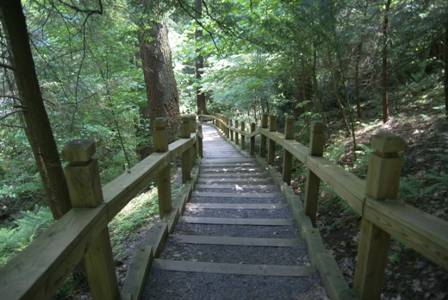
[
  {"left": 202, "top": 113, "right": 448, "bottom": 300},
  {"left": 0, "top": 115, "right": 202, "bottom": 300}
]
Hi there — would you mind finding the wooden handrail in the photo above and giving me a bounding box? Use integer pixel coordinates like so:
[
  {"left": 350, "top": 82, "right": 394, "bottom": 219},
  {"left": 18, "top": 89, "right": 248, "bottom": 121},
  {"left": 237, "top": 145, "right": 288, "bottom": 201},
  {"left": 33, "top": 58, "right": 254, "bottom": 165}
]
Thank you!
[
  {"left": 0, "top": 119, "right": 201, "bottom": 300},
  {"left": 204, "top": 113, "right": 448, "bottom": 299}
]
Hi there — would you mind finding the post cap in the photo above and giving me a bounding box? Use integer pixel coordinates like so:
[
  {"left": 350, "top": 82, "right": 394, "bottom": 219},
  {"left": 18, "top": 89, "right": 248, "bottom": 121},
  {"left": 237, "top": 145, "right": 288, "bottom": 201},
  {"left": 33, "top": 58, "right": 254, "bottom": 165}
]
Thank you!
[
  {"left": 371, "top": 132, "right": 406, "bottom": 154},
  {"left": 62, "top": 139, "right": 96, "bottom": 163},
  {"left": 154, "top": 117, "right": 167, "bottom": 130}
]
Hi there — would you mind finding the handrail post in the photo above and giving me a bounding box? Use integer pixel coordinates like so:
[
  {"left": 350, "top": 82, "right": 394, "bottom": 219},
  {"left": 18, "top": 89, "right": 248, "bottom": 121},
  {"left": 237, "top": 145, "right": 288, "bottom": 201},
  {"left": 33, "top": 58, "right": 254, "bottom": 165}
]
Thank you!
[
  {"left": 189, "top": 115, "right": 197, "bottom": 161},
  {"left": 230, "top": 119, "right": 234, "bottom": 141},
  {"left": 354, "top": 133, "right": 405, "bottom": 300},
  {"left": 250, "top": 122, "right": 256, "bottom": 156},
  {"left": 153, "top": 118, "right": 172, "bottom": 218},
  {"left": 267, "top": 114, "right": 277, "bottom": 164},
  {"left": 62, "top": 140, "right": 120, "bottom": 300},
  {"left": 241, "top": 121, "right": 246, "bottom": 149},
  {"left": 225, "top": 116, "right": 230, "bottom": 138},
  {"left": 197, "top": 121, "right": 203, "bottom": 158},
  {"left": 304, "top": 122, "right": 325, "bottom": 224},
  {"left": 260, "top": 114, "right": 268, "bottom": 157},
  {"left": 282, "top": 114, "right": 294, "bottom": 184},
  {"left": 180, "top": 116, "right": 192, "bottom": 183},
  {"left": 235, "top": 120, "right": 239, "bottom": 145}
]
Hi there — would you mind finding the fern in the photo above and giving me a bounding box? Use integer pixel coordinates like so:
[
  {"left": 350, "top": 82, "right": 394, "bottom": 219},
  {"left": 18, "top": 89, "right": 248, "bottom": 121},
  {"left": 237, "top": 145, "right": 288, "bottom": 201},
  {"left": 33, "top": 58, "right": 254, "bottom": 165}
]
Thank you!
[{"left": 0, "top": 206, "right": 52, "bottom": 266}]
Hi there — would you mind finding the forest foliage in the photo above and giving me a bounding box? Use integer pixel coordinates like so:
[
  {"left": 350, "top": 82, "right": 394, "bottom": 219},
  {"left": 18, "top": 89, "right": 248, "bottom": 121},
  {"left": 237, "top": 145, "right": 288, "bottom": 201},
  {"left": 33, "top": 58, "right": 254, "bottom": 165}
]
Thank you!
[{"left": 0, "top": 0, "right": 447, "bottom": 298}]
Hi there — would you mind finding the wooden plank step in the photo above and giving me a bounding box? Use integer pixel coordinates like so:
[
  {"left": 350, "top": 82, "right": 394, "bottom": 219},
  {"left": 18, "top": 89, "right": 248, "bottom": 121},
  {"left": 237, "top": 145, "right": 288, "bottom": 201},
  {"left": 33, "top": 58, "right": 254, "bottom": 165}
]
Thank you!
[
  {"left": 196, "top": 184, "right": 275, "bottom": 190},
  {"left": 192, "top": 191, "right": 279, "bottom": 199},
  {"left": 201, "top": 163, "right": 258, "bottom": 168},
  {"left": 186, "top": 203, "right": 285, "bottom": 209},
  {"left": 181, "top": 216, "right": 293, "bottom": 226},
  {"left": 170, "top": 234, "right": 299, "bottom": 247},
  {"left": 153, "top": 259, "right": 314, "bottom": 277},
  {"left": 201, "top": 158, "right": 254, "bottom": 164},
  {"left": 198, "top": 178, "right": 271, "bottom": 184},
  {"left": 199, "top": 172, "right": 267, "bottom": 178}
]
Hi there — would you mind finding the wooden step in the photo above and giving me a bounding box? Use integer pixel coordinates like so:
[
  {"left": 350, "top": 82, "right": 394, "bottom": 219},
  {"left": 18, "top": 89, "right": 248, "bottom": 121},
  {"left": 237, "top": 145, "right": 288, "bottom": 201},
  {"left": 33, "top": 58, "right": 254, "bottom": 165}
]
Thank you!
[
  {"left": 195, "top": 184, "right": 276, "bottom": 190},
  {"left": 170, "top": 234, "right": 299, "bottom": 247},
  {"left": 181, "top": 216, "right": 293, "bottom": 226},
  {"left": 186, "top": 203, "right": 285, "bottom": 209},
  {"left": 201, "top": 158, "right": 254, "bottom": 164},
  {"left": 153, "top": 259, "right": 314, "bottom": 277},
  {"left": 198, "top": 178, "right": 271, "bottom": 184},
  {"left": 198, "top": 172, "right": 267, "bottom": 178},
  {"left": 201, "top": 164, "right": 258, "bottom": 169},
  {"left": 192, "top": 191, "right": 279, "bottom": 199}
]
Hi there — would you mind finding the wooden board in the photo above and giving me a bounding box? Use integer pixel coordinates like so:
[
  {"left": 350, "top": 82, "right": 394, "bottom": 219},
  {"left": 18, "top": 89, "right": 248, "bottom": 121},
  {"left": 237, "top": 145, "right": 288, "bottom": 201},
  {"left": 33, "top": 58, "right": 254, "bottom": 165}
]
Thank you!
[
  {"left": 198, "top": 178, "right": 272, "bottom": 184},
  {"left": 186, "top": 203, "right": 285, "bottom": 209},
  {"left": 195, "top": 184, "right": 276, "bottom": 190},
  {"left": 153, "top": 259, "right": 314, "bottom": 277},
  {"left": 201, "top": 158, "right": 255, "bottom": 164},
  {"left": 181, "top": 216, "right": 293, "bottom": 226},
  {"left": 171, "top": 234, "right": 300, "bottom": 247},
  {"left": 192, "top": 191, "right": 279, "bottom": 199},
  {"left": 198, "top": 172, "right": 267, "bottom": 178}
]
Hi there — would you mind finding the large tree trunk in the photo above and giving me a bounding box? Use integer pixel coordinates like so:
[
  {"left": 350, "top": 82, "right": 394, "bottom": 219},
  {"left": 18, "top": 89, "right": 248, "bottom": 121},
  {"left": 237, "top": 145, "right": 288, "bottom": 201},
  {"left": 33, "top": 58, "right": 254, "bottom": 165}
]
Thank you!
[
  {"left": 381, "top": 0, "right": 392, "bottom": 123},
  {"left": 140, "top": 22, "right": 180, "bottom": 142},
  {"left": 195, "top": 0, "right": 207, "bottom": 114},
  {"left": 0, "top": 0, "right": 71, "bottom": 219}
]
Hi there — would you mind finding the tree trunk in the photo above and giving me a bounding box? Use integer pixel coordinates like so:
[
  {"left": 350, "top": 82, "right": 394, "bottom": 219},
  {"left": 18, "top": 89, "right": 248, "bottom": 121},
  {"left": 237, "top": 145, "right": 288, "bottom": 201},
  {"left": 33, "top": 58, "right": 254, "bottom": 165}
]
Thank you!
[
  {"left": 444, "top": 19, "right": 448, "bottom": 118},
  {"left": 195, "top": 0, "right": 207, "bottom": 114},
  {"left": 0, "top": 0, "right": 71, "bottom": 219},
  {"left": 355, "top": 42, "right": 362, "bottom": 119},
  {"left": 140, "top": 22, "right": 180, "bottom": 142},
  {"left": 381, "top": 0, "right": 392, "bottom": 123}
]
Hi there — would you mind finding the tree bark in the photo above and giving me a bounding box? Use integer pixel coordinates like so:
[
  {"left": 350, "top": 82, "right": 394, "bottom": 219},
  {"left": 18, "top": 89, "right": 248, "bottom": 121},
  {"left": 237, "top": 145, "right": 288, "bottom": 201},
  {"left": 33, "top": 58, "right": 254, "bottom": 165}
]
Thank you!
[
  {"left": 381, "top": 0, "right": 392, "bottom": 123},
  {"left": 140, "top": 22, "right": 180, "bottom": 142},
  {"left": 195, "top": 0, "right": 207, "bottom": 114},
  {"left": 444, "top": 19, "right": 448, "bottom": 118},
  {"left": 0, "top": 0, "right": 71, "bottom": 219}
]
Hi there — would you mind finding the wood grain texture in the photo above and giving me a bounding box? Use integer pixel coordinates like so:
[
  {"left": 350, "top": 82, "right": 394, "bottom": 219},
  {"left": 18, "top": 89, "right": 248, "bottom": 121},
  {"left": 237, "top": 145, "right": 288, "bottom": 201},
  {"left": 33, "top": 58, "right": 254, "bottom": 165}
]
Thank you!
[
  {"left": 153, "top": 259, "right": 315, "bottom": 277},
  {"left": 171, "top": 234, "right": 300, "bottom": 247},
  {"left": 181, "top": 216, "right": 293, "bottom": 225}
]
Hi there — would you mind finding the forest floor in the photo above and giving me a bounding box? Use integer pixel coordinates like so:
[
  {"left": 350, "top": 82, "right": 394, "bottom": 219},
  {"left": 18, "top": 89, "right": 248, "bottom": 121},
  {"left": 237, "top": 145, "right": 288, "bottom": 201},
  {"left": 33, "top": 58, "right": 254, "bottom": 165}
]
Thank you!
[{"left": 289, "top": 86, "right": 448, "bottom": 299}]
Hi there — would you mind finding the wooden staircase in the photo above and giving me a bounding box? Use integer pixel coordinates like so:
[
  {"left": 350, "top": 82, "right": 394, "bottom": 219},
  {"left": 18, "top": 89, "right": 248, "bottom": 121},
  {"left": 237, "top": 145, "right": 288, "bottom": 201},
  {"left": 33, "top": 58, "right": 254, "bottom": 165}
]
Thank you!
[{"left": 141, "top": 125, "right": 324, "bottom": 299}]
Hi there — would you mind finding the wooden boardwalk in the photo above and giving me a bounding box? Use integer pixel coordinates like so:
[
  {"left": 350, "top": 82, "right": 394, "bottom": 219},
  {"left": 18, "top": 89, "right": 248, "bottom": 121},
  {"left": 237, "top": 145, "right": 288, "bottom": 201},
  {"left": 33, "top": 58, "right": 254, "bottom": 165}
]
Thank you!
[{"left": 142, "top": 125, "right": 325, "bottom": 299}]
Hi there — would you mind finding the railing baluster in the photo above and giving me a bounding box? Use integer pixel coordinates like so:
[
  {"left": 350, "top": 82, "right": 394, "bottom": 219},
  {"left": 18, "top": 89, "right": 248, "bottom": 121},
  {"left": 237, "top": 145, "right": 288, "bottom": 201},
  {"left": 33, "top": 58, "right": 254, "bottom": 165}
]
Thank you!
[
  {"left": 181, "top": 116, "right": 192, "bottom": 183},
  {"left": 241, "top": 121, "right": 246, "bottom": 149},
  {"left": 267, "top": 114, "right": 277, "bottom": 164},
  {"left": 62, "top": 140, "right": 119, "bottom": 300},
  {"left": 230, "top": 119, "right": 234, "bottom": 141},
  {"left": 235, "top": 120, "right": 239, "bottom": 145},
  {"left": 282, "top": 114, "right": 294, "bottom": 184},
  {"left": 304, "top": 122, "right": 325, "bottom": 224},
  {"left": 250, "top": 122, "right": 256, "bottom": 156},
  {"left": 354, "top": 133, "right": 405, "bottom": 300},
  {"left": 260, "top": 114, "right": 268, "bottom": 157},
  {"left": 197, "top": 121, "right": 203, "bottom": 158},
  {"left": 153, "top": 118, "right": 172, "bottom": 218}
]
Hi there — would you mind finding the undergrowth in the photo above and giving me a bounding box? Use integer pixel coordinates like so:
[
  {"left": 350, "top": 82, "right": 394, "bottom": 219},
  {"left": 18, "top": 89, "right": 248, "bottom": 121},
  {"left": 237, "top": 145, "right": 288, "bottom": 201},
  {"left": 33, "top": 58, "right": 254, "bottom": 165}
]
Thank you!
[{"left": 0, "top": 206, "right": 53, "bottom": 266}]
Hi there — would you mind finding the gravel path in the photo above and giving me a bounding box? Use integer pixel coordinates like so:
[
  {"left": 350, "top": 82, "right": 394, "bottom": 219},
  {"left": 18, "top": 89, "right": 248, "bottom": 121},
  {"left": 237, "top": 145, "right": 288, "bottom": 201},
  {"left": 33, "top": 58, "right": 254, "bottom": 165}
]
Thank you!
[{"left": 141, "top": 124, "right": 326, "bottom": 300}]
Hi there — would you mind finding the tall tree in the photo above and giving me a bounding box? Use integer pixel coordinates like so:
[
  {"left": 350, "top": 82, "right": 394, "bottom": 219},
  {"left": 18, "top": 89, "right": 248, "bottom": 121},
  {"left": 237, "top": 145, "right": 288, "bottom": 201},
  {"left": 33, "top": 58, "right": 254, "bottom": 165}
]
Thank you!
[
  {"left": 140, "top": 20, "right": 180, "bottom": 142},
  {"left": 381, "top": 0, "right": 392, "bottom": 123},
  {"left": 0, "top": 0, "right": 71, "bottom": 219},
  {"left": 195, "top": 0, "right": 207, "bottom": 114}
]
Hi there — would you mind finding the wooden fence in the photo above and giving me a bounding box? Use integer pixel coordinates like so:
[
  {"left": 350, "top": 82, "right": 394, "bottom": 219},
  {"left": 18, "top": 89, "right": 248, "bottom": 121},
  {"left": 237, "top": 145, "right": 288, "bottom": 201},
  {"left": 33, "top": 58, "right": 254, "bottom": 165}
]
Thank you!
[
  {"left": 0, "top": 115, "right": 202, "bottom": 300},
  {"left": 203, "top": 113, "right": 448, "bottom": 300}
]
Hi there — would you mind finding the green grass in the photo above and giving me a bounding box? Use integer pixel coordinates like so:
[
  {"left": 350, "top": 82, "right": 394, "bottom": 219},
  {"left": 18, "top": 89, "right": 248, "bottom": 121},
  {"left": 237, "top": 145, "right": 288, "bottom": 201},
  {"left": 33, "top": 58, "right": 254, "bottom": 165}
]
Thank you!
[{"left": 109, "top": 187, "right": 159, "bottom": 260}]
